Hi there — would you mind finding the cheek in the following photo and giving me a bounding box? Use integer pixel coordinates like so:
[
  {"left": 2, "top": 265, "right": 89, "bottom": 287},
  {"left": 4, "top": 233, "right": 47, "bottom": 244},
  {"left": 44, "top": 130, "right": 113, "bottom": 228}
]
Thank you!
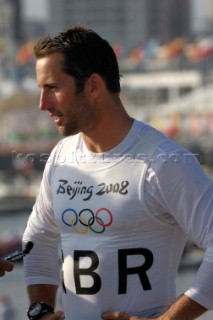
[{"left": 61, "top": 92, "right": 89, "bottom": 119}]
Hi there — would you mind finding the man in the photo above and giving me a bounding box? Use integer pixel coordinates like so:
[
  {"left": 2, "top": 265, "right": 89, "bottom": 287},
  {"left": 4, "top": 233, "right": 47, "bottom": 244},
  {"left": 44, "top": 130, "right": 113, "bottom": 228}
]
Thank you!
[
  {"left": 0, "top": 260, "right": 13, "bottom": 277},
  {"left": 23, "top": 25, "right": 213, "bottom": 320}
]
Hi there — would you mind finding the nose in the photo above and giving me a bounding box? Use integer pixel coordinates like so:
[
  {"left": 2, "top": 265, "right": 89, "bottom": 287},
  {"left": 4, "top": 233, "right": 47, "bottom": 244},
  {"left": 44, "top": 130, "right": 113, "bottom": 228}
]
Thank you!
[{"left": 39, "top": 89, "right": 52, "bottom": 111}]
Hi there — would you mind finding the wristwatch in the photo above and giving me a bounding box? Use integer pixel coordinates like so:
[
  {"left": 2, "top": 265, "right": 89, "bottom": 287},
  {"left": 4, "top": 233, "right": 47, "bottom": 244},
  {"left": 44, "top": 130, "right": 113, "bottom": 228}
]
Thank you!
[{"left": 27, "top": 302, "right": 54, "bottom": 320}]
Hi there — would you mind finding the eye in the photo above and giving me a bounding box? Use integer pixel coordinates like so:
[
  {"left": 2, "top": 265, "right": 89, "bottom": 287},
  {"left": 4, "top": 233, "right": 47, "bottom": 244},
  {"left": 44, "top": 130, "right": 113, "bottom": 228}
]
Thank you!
[{"left": 49, "top": 85, "right": 56, "bottom": 91}]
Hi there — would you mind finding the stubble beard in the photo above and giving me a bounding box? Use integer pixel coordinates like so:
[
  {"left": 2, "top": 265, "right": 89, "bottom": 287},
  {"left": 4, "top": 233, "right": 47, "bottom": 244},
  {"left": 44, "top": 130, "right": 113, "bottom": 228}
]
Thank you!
[{"left": 58, "top": 121, "right": 79, "bottom": 137}]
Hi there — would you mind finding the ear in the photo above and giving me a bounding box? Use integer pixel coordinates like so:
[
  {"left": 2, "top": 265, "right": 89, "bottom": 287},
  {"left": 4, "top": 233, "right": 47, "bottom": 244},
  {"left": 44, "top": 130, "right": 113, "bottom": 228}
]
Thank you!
[{"left": 85, "top": 73, "right": 103, "bottom": 99}]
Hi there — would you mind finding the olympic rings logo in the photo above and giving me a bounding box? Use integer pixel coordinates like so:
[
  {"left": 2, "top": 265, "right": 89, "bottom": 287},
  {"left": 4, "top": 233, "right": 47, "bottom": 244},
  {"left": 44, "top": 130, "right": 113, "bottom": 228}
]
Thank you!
[{"left": 61, "top": 208, "right": 113, "bottom": 234}]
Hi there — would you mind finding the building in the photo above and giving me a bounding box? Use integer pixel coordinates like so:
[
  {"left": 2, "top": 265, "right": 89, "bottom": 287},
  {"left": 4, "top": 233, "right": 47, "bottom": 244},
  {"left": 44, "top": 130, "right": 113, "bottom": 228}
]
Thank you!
[
  {"left": 0, "top": 0, "right": 20, "bottom": 79},
  {"left": 190, "top": 0, "right": 213, "bottom": 36},
  {"left": 47, "top": 0, "right": 191, "bottom": 54},
  {"left": 9, "top": 0, "right": 22, "bottom": 44}
]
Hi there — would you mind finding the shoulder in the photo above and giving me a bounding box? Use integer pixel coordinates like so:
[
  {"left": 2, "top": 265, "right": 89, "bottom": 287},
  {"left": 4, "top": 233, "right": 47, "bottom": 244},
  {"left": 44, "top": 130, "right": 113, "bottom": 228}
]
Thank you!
[
  {"left": 50, "top": 134, "right": 80, "bottom": 158},
  {"left": 43, "top": 134, "right": 80, "bottom": 174},
  {"left": 136, "top": 122, "right": 203, "bottom": 180},
  {"left": 135, "top": 120, "right": 190, "bottom": 163}
]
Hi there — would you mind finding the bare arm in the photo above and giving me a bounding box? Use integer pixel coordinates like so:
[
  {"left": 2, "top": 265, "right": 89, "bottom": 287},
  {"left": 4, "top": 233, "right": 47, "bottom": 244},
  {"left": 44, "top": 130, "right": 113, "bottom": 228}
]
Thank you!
[
  {"left": 27, "top": 284, "right": 64, "bottom": 320},
  {"left": 27, "top": 284, "right": 58, "bottom": 307},
  {"left": 102, "top": 295, "right": 207, "bottom": 320}
]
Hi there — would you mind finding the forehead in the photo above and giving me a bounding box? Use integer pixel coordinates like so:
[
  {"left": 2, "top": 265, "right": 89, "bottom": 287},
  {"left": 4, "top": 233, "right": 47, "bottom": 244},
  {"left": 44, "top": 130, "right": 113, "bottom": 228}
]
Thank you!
[
  {"left": 35, "top": 52, "right": 71, "bottom": 86},
  {"left": 36, "top": 52, "right": 64, "bottom": 73}
]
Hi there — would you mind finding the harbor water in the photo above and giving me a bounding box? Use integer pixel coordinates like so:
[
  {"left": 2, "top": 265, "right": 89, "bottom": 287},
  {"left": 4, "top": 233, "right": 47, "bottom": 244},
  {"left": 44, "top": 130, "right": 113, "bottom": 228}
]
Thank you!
[{"left": 1, "top": 211, "right": 213, "bottom": 320}]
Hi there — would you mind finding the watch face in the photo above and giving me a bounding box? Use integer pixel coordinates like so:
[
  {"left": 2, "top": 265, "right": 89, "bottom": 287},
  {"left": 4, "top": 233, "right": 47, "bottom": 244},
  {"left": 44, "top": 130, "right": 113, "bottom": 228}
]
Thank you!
[{"left": 29, "top": 303, "right": 42, "bottom": 316}]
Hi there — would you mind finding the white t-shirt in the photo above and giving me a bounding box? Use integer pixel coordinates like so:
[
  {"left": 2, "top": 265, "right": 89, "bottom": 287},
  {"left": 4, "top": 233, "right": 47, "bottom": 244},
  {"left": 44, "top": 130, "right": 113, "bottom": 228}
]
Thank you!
[{"left": 23, "top": 120, "right": 213, "bottom": 319}]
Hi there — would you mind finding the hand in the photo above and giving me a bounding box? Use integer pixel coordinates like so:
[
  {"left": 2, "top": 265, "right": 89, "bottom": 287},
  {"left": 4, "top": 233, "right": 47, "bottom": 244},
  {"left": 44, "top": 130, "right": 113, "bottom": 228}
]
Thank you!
[
  {"left": 102, "top": 311, "right": 159, "bottom": 320},
  {"left": 40, "top": 311, "right": 65, "bottom": 320},
  {"left": 102, "top": 295, "right": 208, "bottom": 320},
  {"left": 0, "top": 259, "right": 13, "bottom": 277}
]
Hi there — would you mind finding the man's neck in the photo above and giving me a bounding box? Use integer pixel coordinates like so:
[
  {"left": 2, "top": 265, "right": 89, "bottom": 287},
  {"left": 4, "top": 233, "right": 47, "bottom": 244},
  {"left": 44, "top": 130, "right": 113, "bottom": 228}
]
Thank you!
[{"left": 82, "top": 113, "right": 133, "bottom": 153}]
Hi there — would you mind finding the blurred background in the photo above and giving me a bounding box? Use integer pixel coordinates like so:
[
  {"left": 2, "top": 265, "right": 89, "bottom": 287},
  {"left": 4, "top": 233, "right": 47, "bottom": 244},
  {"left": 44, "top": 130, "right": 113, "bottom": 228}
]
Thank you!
[{"left": 0, "top": 0, "right": 213, "bottom": 319}]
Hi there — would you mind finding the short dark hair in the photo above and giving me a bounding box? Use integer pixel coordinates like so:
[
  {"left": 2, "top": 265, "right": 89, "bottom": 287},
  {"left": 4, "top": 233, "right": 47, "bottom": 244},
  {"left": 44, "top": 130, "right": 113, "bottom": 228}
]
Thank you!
[{"left": 34, "top": 25, "right": 121, "bottom": 93}]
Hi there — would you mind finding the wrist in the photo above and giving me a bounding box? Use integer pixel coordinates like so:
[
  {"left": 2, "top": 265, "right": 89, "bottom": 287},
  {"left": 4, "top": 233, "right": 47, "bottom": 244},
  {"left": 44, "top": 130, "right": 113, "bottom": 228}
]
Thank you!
[{"left": 27, "top": 302, "right": 54, "bottom": 320}]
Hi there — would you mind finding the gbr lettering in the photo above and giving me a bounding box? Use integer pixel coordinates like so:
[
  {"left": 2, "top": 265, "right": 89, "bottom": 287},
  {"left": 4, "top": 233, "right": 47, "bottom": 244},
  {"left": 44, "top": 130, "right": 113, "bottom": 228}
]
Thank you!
[{"left": 62, "top": 248, "right": 154, "bottom": 295}]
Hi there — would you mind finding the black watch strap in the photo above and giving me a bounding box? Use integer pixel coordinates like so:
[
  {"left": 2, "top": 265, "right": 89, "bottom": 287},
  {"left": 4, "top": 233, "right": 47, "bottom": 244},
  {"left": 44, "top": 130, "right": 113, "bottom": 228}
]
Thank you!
[{"left": 27, "top": 302, "right": 54, "bottom": 320}]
